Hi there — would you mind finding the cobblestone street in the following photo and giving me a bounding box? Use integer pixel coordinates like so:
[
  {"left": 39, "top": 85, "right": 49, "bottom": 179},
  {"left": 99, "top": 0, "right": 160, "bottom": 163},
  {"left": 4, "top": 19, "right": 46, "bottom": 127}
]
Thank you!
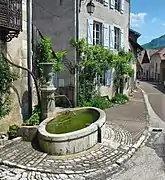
[{"left": 0, "top": 88, "right": 148, "bottom": 179}]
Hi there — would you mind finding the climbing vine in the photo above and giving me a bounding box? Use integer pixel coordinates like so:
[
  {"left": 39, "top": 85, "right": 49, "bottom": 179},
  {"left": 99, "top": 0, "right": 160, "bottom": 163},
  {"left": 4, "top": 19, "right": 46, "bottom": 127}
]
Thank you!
[
  {"left": 35, "top": 36, "right": 65, "bottom": 84},
  {"left": 113, "top": 50, "right": 134, "bottom": 94},
  {"left": 0, "top": 54, "right": 18, "bottom": 119},
  {"left": 70, "top": 39, "right": 114, "bottom": 105},
  {"left": 71, "top": 39, "right": 135, "bottom": 105}
]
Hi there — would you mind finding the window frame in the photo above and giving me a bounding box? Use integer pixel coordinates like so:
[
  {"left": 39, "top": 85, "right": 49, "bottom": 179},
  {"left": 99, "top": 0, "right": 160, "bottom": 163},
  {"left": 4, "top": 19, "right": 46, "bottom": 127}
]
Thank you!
[
  {"left": 96, "top": 0, "right": 104, "bottom": 4},
  {"left": 93, "top": 21, "right": 103, "bottom": 45},
  {"left": 115, "top": 0, "right": 121, "bottom": 11},
  {"left": 114, "top": 27, "right": 121, "bottom": 50}
]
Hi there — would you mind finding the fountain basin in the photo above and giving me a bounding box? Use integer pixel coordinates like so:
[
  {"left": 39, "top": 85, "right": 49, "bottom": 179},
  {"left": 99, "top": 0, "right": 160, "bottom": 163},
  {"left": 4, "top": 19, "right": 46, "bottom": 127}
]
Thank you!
[{"left": 38, "top": 107, "right": 106, "bottom": 155}]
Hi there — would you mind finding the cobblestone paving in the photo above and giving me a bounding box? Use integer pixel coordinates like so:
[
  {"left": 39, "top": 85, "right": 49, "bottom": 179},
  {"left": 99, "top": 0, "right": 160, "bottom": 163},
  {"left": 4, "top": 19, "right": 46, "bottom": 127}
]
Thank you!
[{"left": 0, "top": 123, "right": 135, "bottom": 179}]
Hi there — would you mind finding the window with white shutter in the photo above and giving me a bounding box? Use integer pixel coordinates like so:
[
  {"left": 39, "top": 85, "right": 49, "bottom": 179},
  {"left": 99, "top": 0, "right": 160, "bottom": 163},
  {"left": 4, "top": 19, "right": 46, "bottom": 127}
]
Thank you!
[
  {"left": 110, "top": 25, "right": 114, "bottom": 51},
  {"left": 110, "top": 0, "right": 115, "bottom": 9},
  {"left": 87, "top": 19, "right": 93, "bottom": 45},
  {"left": 106, "top": 69, "right": 112, "bottom": 86},
  {"left": 104, "top": 0, "right": 109, "bottom": 8},
  {"left": 114, "top": 27, "right": 120, "bottom": 50},
  {"left": 120, "top": 29, "right": 124, "bottom": 49},
  {"left": 120, "top": 0, "right": 124, "bottom": 13},
  {"left": 93, "top": 21, "right": 102, "bottom": 45},
  {"left": 103, "top": 24, "right": 110, "bottom": 49}
]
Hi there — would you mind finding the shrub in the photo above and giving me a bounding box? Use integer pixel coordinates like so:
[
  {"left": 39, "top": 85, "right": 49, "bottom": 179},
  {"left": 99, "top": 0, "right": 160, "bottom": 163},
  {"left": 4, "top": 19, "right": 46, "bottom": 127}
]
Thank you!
[
  {"left": 81, "top": 96, "right": 112, "bottom": 110},
  {"left": 111, "top": 93, "right": 129, "bottom": 104},
  {"left": 7, "top": 124, "right": 20, "bottom": 139},
  {"left": 24, "top": 105, "right": 41, "bottom": 126}
]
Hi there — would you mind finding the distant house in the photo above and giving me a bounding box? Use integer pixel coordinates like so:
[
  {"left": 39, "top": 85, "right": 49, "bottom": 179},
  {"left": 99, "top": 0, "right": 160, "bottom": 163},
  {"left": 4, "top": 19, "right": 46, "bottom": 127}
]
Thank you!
[
  {"left": 137, "top": 49, "right": 157, "bottom": 80},
  {"left": 150, "top": 47, "right": 165, "bottom": 83},
  {"left": 129, "top": 29, "right": 143, "bottom": 87}
]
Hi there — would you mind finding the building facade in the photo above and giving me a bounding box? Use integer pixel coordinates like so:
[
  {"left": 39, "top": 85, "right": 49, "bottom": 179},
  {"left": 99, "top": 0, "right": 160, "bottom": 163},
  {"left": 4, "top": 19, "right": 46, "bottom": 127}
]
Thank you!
[
  {"left": 0, "top": 0, "right": 30, "bottom": 131},
  {"left": 33, "top": 0, "right": 130, "bottom": 104}
]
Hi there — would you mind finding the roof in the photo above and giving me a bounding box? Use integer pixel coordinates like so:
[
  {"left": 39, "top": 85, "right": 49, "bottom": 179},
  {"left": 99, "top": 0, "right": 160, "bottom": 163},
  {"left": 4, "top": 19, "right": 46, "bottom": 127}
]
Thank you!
[
  {"left": 138, "top": 49, "right": 157, "bottom": 64},
  {"left": 129, "top": 38, "right": 143, "bottom": 51},
  {"left": 129, "top": 29, "right": 141, "bottom": 38},
  {"left": 151, "top": 46, "right": 165, "bottom": 60}
]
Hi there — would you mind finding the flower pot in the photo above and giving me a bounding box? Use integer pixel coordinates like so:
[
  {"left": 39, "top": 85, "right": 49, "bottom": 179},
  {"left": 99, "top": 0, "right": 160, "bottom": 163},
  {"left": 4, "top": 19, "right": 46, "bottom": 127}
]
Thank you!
[{"left": 39, "top": 62, "right": 54, "bottom": 87}]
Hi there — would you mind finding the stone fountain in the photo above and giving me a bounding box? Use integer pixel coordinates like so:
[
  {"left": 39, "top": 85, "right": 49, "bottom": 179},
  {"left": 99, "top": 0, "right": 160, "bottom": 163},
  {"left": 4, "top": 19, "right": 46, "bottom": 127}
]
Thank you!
[{"left": 40, "top": 62, "right": 56, "bottom": 120}]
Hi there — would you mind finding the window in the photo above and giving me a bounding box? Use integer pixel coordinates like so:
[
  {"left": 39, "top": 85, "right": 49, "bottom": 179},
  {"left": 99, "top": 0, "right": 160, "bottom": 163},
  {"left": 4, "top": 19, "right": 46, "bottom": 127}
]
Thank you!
[
  {"left": 98, "top": 72, "right": 106, "bottom": 86},
  {"left": 114, "top": 27, "right": 120, "bottom": 50},
  {"left": 93, "top": 22, "right": 102, "bottom": 45},
  {"left": 155, "top": 63, "right": 158, "bottom": 73},
  {"left": 115, "top": 0, "right": 121, "bottom": 11},
  {"left": 96, "top": 0, "right": 103, "bottom": 3}
]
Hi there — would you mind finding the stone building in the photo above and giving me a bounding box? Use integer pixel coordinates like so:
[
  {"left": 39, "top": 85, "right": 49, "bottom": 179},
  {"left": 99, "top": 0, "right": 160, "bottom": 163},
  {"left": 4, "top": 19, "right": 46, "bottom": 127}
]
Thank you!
[
  {"left": 33, "top": 0, "right": 130, "bottom": 104},
  {"left": 150, "top": 47, "right": 165, "bottom": 83},
  {"left": 0, "top": 0, "right": 30, "bottom": 132}
]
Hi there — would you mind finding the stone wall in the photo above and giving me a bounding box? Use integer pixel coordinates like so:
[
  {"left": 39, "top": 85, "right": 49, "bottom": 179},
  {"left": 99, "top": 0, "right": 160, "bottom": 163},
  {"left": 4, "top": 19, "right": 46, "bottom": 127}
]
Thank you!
[{"left": 0, "top": 0, "right": 30, "bottom": 132}]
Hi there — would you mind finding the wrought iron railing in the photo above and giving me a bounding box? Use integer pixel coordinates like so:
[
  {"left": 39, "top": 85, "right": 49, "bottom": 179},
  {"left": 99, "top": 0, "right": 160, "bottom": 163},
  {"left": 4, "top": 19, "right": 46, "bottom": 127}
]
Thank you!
[{"left": 0, "top": 0, "right": 22, "bottom": 31}]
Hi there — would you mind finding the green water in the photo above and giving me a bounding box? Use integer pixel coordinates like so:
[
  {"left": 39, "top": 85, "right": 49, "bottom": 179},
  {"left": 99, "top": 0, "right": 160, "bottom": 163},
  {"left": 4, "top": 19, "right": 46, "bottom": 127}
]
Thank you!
[{"left": 46, "top": 109, "right": 100, "bottom": 134}]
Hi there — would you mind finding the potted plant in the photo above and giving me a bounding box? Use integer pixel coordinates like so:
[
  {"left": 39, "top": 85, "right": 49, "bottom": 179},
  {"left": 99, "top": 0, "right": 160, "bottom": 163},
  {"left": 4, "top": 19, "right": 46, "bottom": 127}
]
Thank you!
[{"left": 36, "top": 37, "right": 65, "bottom": 88}]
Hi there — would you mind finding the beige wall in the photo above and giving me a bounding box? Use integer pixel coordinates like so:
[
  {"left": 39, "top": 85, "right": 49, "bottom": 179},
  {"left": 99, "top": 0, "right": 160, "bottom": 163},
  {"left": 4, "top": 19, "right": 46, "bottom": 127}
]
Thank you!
[
  {"left": 79, "top": 0, "right": 130, "bottom": 98},
  {"left": 150, "top": 54, "right": 161, "bottom": 81},
  {"left": 0, "top": 0, "right": 29, "bottom": 132}
]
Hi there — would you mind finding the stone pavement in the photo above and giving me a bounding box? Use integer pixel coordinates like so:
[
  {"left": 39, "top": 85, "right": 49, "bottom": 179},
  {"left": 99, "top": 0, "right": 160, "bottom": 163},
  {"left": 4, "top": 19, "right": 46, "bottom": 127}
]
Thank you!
[{"left": 0, "top": 89, "right": 148, "bottom": 180}]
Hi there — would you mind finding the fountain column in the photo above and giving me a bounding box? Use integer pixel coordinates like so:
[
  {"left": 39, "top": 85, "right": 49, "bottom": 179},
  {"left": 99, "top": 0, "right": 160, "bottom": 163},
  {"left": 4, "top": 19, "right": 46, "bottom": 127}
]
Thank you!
[{"left": 40, "top": 63, "right": 56, "bottom": 120}]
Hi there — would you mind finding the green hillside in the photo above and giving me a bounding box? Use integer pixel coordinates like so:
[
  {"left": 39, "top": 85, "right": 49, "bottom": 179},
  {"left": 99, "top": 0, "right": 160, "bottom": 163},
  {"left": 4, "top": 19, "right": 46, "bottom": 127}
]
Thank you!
[{"left": 142, "top": 34, "right": 165, "bottom": 49}]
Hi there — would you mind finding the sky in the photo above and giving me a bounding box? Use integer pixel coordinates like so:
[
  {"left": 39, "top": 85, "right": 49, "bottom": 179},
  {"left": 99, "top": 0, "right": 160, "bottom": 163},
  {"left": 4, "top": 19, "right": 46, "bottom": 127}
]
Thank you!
[{"left": 130, "top": 0, "right": 165, "bottom": 45}]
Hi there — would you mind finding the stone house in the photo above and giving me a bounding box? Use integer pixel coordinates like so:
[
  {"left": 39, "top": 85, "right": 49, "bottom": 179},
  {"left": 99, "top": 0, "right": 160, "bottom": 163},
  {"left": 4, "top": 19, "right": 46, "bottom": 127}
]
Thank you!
[
  {"left": 137, "top": 49, "right": 156, "bottom": 80},
  {"left": 150, "top": 47, "right": 165, "bottom": 83},
  {"left": 129, "top": 29, "right": 143, "bottom": 89},
  {"left": 0, "top": 0, "right": 31, "bottom": 132},
  {"left": 33, "top": 0, "right": 130, "bottom": 105}
]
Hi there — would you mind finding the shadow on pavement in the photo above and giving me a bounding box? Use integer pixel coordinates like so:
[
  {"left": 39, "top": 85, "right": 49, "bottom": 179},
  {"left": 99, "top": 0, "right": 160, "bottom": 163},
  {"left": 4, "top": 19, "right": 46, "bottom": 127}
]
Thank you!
[{"left": 147, "top": 132, "right": 165, "bottom": 165}]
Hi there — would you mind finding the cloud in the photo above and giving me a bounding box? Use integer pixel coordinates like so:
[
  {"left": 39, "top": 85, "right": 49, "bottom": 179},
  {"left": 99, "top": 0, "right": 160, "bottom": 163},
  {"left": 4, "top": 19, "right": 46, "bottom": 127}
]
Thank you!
[
  {"left": 130, "top": 12, "right": 147, "bottom": 28},
  {"left": 162, "top": 23, "right": 165, "bottom": 26},
  {"left": 151, "top": 18, "right": 157, "bottom": 23}
]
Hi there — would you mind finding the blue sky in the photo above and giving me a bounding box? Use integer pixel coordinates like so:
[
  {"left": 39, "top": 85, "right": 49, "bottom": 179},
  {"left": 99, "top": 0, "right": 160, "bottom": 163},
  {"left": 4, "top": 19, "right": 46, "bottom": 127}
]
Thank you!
[{"left": 130, "top": 0, "right": 165, "bottom": 45}]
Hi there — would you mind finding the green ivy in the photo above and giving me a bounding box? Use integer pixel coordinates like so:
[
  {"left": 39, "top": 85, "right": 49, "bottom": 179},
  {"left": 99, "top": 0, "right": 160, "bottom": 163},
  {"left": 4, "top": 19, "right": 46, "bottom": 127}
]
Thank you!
[
  {"left": 0, "top": 54, "right": 18, "bottom": 119},
  {"left": 113, "top": 50, "right": 134, "bottom": 94},
  {"left": 71, "top": 39, "right": 114, "bottom": 105}
]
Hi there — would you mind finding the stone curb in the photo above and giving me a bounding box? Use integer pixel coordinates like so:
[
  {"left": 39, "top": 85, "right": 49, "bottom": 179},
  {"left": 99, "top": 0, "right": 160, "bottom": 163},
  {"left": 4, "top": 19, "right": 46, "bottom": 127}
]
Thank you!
[{"left": 85, "top": 88, "right": 151, "bottom": 179}]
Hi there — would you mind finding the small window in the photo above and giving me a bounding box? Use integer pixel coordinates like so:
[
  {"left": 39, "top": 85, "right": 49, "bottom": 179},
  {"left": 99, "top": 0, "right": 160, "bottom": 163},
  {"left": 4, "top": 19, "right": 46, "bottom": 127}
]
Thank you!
[
  {"left": 115, "top": 0, "right": 121, "bottom": 11},
  {"left": 96, "top": 0, "right": 103, "bottom": 3},
  {"left": 155, "top": 63, "right": 158, "bottom": 73},
  {"left": 98, "top": 72, "right": 106, "bottom": 86},
  {"left": 93, "top": 21, "right": 103, "bottom": 45},
  {"left": 114, "top": 27, "right": 120, "bottom": 50}
]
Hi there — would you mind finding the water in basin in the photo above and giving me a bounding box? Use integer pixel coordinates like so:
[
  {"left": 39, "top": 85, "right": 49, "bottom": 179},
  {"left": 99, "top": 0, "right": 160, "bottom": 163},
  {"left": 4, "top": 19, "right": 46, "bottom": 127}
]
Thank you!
[{"left": 46, "top": 109, "right": 100, "bottom": 134}]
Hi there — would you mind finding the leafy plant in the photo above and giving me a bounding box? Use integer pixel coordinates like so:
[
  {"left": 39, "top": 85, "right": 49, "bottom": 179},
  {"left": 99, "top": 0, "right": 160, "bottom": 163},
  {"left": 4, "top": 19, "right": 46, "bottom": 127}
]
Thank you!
[
  {"left": 71, "top": 39, "right": 113, "bottom": 105},
  {"left": 111, "top": 93, "right": 129, "bottom": 104},
  {"left": 24, "top": 105, "right": 41, "bottom": 126},
  {"left": 7, "top": 124, "right": 20, "bottom": 139},
  {"left": 0, "top": 54, "right": 18, "bottom": 119},
  {"left": 113, "top": 50, "right": 134, "bottom": 94},
  {"left": 81, "top": 96, "right": 112, "bottom": 110},
  {"left": 35, "top": 36, "right": 65, "bottom": 84}
]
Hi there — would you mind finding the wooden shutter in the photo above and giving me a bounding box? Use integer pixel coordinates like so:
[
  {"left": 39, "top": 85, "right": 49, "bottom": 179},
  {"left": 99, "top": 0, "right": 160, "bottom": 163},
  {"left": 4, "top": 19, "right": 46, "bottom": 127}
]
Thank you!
[
  {"left": 120, "top": 29, "right": 124, "bottom": 49},
  {"left": 120, "top": 0, "right": 124, "bottom": 13},
  {"left": 87, "top": 19, "right": 93, "bottom": 45},
  {"left": 110, "top": 0, "right": 115, "bottom": 9},
  {"left": 106, "top": 69, "right": 112, "bottom": 86},
  {"left": 104, "top": 0, "right": 109, "bottom": 8},
  {"left": 110, "top": 25, "right": 114, "bottom": 51},
  {"left": 103, "top": 24, "right": 110, "bottom": 49}
]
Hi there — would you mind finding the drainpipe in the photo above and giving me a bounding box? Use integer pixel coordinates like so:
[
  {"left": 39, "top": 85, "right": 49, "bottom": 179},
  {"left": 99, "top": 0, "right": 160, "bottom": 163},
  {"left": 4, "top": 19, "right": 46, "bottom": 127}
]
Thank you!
[
  {"left": 74, "top": 0, "right": 79, "bottom": 106},
  {"left": 27, "top": 0, "right": 33, "bottom": 115}
]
